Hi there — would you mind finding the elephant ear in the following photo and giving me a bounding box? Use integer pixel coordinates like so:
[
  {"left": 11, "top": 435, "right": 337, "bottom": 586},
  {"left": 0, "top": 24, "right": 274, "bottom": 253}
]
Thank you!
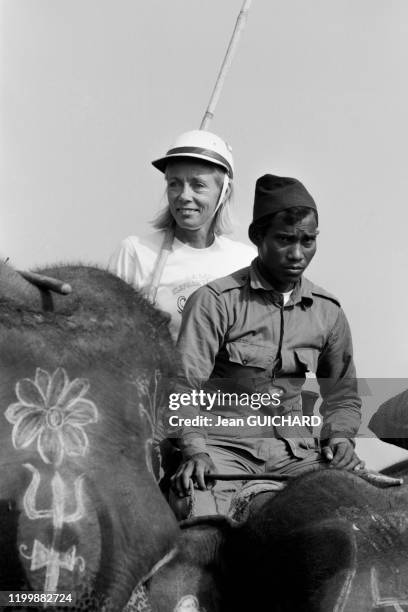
[
  {"left": 147, "top": 516, "right": 237, "bottom": 612},
  {"left": 273, "top": 519, "right": 357, "bottom": 612}
]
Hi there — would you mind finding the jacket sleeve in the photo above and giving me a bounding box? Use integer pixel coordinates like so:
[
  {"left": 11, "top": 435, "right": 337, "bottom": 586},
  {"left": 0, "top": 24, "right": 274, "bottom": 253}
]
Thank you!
[
  {"left": 316, "top": 308, "right": 362, "bottom": 441},
  {"left": 170, "top": 285, "right": 228, "bottom": 458}
]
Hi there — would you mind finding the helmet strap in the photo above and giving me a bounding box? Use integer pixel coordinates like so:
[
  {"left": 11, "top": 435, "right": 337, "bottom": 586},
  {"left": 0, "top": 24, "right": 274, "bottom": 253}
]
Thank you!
[{"left": 212, "top": 174, "right": 230, "bottom": 217}]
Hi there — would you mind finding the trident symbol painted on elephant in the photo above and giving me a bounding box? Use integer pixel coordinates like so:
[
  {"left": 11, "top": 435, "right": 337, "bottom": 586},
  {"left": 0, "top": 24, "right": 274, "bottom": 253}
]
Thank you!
[
  {"left": 19, "top": 463, "right": 86, "bottom": 592},
  {"left": 20, "top": 540, "right": 85, "bottom": 594},
  {"left": 371, "top": 566, "right": 408, "bottom": 611},
  {"left": 4, "top": 368, "right": 99, "bottom": 594}
]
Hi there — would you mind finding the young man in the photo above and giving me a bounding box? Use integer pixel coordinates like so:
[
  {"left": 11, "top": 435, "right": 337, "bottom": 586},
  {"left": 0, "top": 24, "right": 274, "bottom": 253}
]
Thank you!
[{"left": 168, "top": 174, "right": 363, "bottom": 517}]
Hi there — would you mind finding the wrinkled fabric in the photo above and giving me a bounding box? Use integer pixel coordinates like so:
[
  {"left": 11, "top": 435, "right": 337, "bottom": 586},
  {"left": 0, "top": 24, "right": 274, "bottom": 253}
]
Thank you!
[
  {"left": 171, "top": 259, "right": 361, "bottom": 460},
  {"left": 109, "top": 232, "right": 255, "bottom": 340},
  {"left": 168, "top": 440, "right": 325, "bottom": 520}
]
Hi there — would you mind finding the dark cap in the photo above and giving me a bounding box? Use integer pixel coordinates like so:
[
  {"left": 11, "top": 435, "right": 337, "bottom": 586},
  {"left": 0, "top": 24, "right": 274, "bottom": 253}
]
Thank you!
[{"left": 249, "top": 174, "right": 317, "bottom": 240}]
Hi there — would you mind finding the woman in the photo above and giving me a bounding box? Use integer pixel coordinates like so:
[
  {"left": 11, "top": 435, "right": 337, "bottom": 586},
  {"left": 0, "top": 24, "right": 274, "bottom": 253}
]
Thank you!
[{"left": 109, "top": 129, "right": 256, "bottom": 340}]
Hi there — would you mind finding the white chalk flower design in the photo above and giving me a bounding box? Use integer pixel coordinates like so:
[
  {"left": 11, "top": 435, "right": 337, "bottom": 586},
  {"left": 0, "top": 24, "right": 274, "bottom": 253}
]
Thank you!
[{"left": 5, "top": 367, "right": 98, "bottom": 466}]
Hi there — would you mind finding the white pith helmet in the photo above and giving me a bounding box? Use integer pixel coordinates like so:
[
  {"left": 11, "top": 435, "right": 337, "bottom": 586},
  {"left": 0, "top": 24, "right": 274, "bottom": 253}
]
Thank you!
[{"left": 152, "top": 129, "right": 234, "bottom": 178}]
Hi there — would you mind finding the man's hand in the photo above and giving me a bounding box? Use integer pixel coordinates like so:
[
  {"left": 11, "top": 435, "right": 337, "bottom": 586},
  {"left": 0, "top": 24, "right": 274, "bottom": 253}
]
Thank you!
[
  {"left": 321, "top": 438, "right": 365, "bottom": 471},
  {"left": 171, "top": 452, "right": 217, "bottom": 497}
]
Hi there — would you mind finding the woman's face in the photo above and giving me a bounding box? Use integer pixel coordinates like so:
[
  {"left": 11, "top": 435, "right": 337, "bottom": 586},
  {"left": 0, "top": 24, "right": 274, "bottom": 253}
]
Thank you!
[{"left": 165, "top": 160, "right": 223, "bottom": 233}]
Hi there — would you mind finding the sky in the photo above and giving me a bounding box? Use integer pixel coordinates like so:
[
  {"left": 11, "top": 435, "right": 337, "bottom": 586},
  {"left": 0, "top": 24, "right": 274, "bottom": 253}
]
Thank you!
[{"left": 2, "top": 0, "right": 408, "bottom": 465}]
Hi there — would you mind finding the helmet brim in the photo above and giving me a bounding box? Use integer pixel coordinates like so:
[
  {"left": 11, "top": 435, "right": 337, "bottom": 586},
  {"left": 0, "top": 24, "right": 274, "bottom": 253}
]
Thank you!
[{"left": 152, "top": 152, "right": 233, "bottom": 178}]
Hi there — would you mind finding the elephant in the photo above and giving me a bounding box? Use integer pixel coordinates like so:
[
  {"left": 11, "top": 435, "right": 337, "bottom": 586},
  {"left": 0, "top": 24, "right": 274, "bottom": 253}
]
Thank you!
[
  {"left": 232, "top": 468, "right": 408, "bottom": 611},
  {"left": 369, "top": 388, "right": 408, "bottom": 451},
  {"left": 0, "top": 262, "right": 180, "bottom": 611},
  {"left": 146, "top": 469, "right": 408, "bottom": 612},
  {"left": 145, "top": 516, "right": 234, "bottom": 612}
]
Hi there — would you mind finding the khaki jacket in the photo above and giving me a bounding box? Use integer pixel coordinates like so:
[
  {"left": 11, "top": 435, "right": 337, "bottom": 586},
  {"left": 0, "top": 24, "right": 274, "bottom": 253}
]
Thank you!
[{"left": 171, "top": 260, "right": 361, "bottom": 460}]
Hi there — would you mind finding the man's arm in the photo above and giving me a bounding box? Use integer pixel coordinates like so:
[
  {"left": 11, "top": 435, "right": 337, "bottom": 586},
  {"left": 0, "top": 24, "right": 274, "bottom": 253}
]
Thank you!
[
  {"left": 170, "top": 285, "right": 228, "bottom": 494},
  {"left": 316, "top": 308, "right": 363, "bottom": 469}
]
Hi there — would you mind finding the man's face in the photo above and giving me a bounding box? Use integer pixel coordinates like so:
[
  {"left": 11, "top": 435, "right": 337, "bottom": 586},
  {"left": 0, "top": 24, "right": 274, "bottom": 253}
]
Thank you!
[{"left": 257, "top": 210, "right": 318, "bottom": 292}]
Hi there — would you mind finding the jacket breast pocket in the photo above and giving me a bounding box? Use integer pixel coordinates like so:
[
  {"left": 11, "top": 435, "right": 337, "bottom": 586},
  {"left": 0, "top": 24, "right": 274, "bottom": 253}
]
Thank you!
[{"left": 225, "top": 341, "right": 272, "bottom": 371}]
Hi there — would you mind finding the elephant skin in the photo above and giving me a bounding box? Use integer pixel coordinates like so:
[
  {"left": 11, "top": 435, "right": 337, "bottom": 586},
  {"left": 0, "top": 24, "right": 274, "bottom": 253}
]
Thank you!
[
  {"left": 147, "top": 470, "right": 408, "bottom": 612},
  {"left": 369, "top": 388, "right": 408, "bottom": 450},
  {"left": 231, "top": 469, "right": 408, "bottom": 611},
  {"left": 0, "top": 263, "right": 179, "bottom": 611},
  {"left": 146, "top": 516, "right": 236, "bottom": 612}
]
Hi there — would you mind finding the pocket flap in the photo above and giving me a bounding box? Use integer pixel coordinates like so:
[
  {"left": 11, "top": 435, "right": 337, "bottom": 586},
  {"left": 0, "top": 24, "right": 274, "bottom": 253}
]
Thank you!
[{"left": 226, "top": 342, "right": 271, "bottom": 370}]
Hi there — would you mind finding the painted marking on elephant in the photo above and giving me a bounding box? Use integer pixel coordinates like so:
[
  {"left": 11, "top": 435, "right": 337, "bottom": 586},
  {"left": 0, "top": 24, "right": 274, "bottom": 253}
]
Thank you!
[
  {"left": 135, "top": 369, "right": 163, "bottom": 476},
  {"left": 173, "top": 595, "right": 203, "bottom": 612},
  {"left": 19, "top": 463, "right": 87, "bottom": 592},
  {"left": 5, "top": 367, "right": 98, "bottom": 466},
  {"left": 124, "top": 549, "right": 178, "bottom": 611},
  {"left": 371, "top": 567, "right": 408, "bottom": 610},
  {"left": 139, "top": 401, "right": 155, "bottom": 477},
  {"left": 20, "top": 539, "right": 85, "bottom": 593},
  {"left": 123, "top": 585, "right": 152, "bottom": 612},
  {"left": 4, "top": 367, "right": 99, "bottom": 593},
  {"left": 139, "top": 548, "right": 178, "bottom": 584},
  {"left": 333, "top": 567, "right": 356, "bottom": 612},
  {"left": 22, "top": 464, "right": 85, "bottom": 528}
]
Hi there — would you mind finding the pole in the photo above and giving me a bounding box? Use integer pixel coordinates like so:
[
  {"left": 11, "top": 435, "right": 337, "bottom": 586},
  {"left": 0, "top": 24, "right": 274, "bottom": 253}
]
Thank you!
[
  {"left": 146, "top": 228, "right": 174, "bottom": 305},
  {"left": 200, "top": 0, "right": 253, "bottom": 130},
  {"left": 206, "top": 471, "right": 403, "bottom": 487},
  {"left": 149, "top": 1, "right": 253, "bottom": 302}
]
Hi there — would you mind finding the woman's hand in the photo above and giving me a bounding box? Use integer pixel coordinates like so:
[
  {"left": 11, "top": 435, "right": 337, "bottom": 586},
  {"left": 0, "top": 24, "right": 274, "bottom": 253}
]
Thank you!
[{"left": 171, "top": 452, "right": 217, "bottom": 497}]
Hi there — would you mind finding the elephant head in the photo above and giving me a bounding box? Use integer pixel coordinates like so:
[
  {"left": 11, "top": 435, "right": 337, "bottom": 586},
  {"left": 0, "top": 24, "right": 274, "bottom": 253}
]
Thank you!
[
  {"left": 231, "top": 469, "right": 408, "bottom": 611},
  {"left": 0, "top": 263, "right": 179, "bottom": 610},
  {"left": 145, "top": 469, "right": 408, "bottom": 612},
  {"left": 146, "top": 516, "right": 236, "bottom": 612}
]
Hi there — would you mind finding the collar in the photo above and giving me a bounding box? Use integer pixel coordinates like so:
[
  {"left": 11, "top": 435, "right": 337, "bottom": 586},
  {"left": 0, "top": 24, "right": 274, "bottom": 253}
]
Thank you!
[{"left": 249, "top": 259, "right": 314, "bottom": 307}]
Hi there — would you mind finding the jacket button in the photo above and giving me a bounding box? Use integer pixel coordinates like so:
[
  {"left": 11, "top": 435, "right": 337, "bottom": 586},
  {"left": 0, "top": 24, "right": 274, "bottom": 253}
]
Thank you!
[{"left": 242, "top": 359, "right": 248, "bottom": 365}]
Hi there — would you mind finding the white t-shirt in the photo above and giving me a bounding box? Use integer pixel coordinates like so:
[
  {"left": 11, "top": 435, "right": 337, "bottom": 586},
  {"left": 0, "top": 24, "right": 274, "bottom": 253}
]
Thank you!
[{"left": 109, "top": 232, "right": 256, "bottom": 340}]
